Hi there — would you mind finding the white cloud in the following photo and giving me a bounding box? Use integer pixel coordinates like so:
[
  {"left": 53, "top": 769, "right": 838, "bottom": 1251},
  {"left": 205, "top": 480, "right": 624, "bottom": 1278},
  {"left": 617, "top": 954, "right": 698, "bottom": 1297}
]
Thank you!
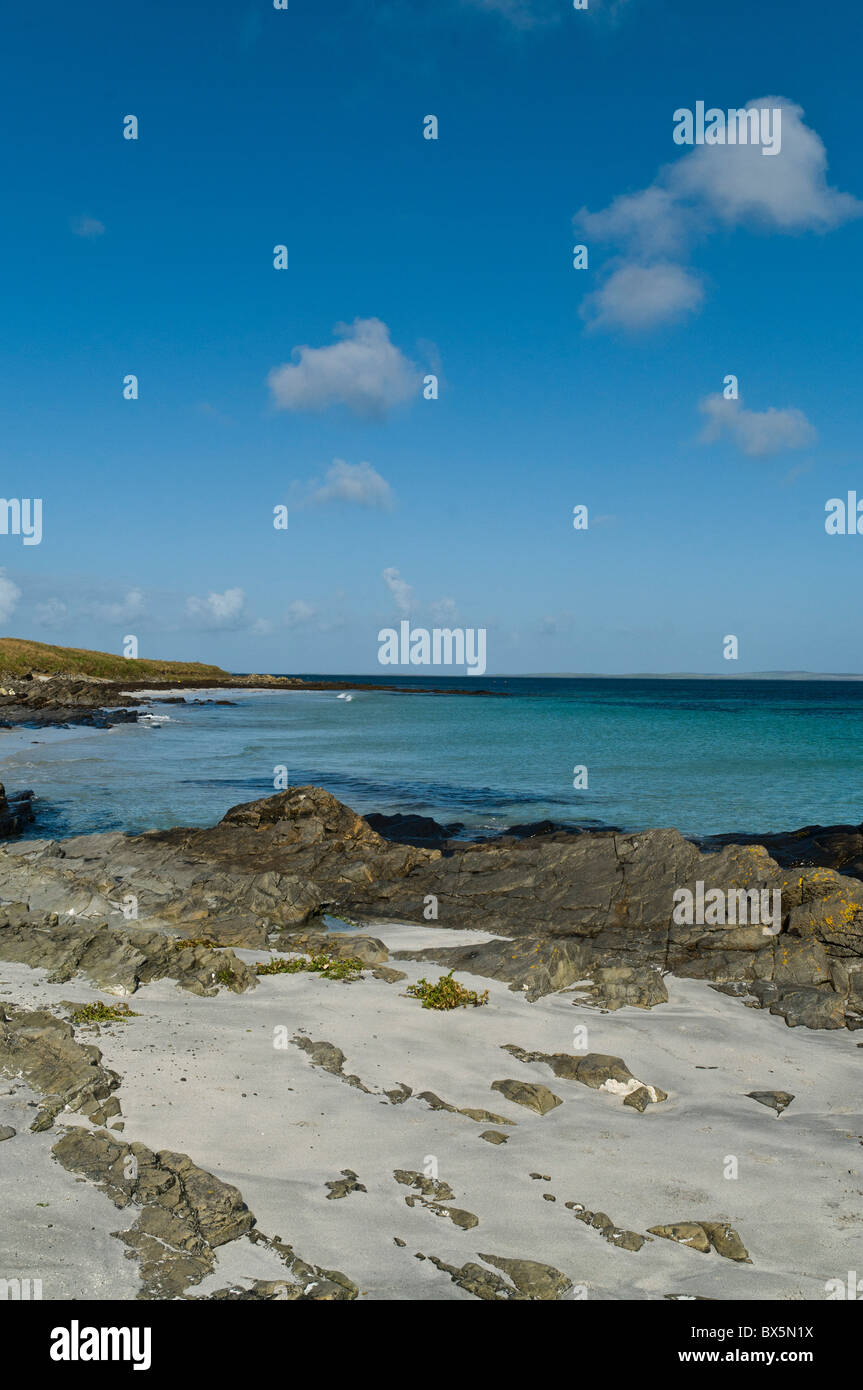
[
  {"left": 34, "top": 598, "right": 68, "bottom": 628},
  {"left": 0, "top": 570, "right": 21, "bottom": 625},
  {"left": 430, "top": 597, "right": 458, "bottom": 624},
  {"left": 186, "top": 587, "right": 246, "bottom": 628},
  {"left": 581, "top": 262, "right": 704, "bottom": 332},
  {"left": 382, "top": 567, "right": 413, "bottom": 616},
  {"left": 576, "top": 97, "right": 861, "bottom": 331},
  {"left": 268, "top": 318, "right": 421, "bottom": 419},
  {"left": 307, "top": 459, "right": 395, "bottom": 510},
  {"left": 102, "top": 588, "right": 145, "bottom": 622},
  {"left": 699, "top": 394, "right": 817, "bottom": 457},
  {"left": 671, "top": 99, "right": 861, "bottom": 233},
  {"left": 284, "top": 600, "right": 316, "bottom": 628},
  {"left": 71, "top": 215, "right": 105, "bottom": 239}
]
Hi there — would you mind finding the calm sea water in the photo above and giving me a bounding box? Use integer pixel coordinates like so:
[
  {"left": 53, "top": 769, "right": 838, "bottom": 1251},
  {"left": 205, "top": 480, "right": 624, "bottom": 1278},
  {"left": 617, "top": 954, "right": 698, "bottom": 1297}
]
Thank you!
[{"left": 1, "top": 676, "right": 862, "bottom": 842}]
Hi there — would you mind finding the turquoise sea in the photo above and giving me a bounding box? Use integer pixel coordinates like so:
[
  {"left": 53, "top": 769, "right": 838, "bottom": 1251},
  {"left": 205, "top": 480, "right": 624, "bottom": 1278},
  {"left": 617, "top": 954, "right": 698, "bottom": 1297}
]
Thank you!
[{"left": 2, "top": 676, "right": 862, "bottom": 842}]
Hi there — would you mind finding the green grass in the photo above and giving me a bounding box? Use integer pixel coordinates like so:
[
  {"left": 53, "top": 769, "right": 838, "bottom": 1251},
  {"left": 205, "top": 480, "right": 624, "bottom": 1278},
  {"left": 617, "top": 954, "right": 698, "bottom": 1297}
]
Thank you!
[
  {"left": 256, "top": 952, "right": 366, "bottom": 982},
  {"left": 406, "top": 972, "right": 490, "bottom": 1010},
  {"left": 0, "top": 637, "right": 227, "bottom": 681},
  {"left": 69, "top": 1001, "right": 138, "bottom": 1027}
]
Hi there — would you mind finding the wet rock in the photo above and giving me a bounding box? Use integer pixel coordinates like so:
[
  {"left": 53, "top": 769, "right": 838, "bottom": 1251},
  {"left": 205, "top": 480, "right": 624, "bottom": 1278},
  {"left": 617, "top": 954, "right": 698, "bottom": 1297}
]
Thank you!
[
  {"left": 479, "top": 1130, "right": 509, "bottom": 1144},
  {"left": 0, "top": 1125, "right": 16, "bottom": 1140},
  {"left": 0, "top": 785, "right": 35, "bottom": 837},
  {"left": 490, "top": 1079, "right": 562, "bottom": 1115},
  {"left": 364, "top": 812, "right": 464, "bottom": 847}
]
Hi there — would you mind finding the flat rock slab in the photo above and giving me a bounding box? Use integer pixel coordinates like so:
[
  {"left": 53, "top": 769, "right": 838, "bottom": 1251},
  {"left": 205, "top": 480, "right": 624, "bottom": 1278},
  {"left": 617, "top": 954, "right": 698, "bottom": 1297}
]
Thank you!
[{"left": 491, "top": 1079, "right": 562, "bottom": 1115}]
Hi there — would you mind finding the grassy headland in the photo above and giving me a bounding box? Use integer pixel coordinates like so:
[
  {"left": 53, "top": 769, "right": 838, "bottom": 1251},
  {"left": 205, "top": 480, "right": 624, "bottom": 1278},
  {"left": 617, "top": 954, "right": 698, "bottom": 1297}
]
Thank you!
[{"left": 0, "top": 638, "right": 228, "bottom": 683}]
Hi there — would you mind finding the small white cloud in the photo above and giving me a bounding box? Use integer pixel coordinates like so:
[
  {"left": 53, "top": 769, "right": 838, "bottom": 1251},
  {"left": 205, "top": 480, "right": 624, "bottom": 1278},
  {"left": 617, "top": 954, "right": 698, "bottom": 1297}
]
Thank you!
[
  {"left": 34, "top": 598, "right": 68, "bottom": 627},
  {"left": 102, "top": 589, "right": 145, "bottom": 622},
  {"left": 268, "top": 318, "right": 421, "bottom": 419},
  {"left": 284, "top": 600, "right": 316, "bottom": 628},
  {"left": 186, "top": 587, "right": 246, "bottom": 628},
  {"left": 71, "top": 215, "right": 105, "bottom": 239},
  {"left": 0, "top": 570, "right": 21, "bottom": 624},
  {"left": 308, "top": 459, "right": 395, "bottom": 510},
  {"left": 430, "top": 597, "right": 458, "bottom": 624},
  {"left": 581, "top": 262, "right": 704, "bottom": 332},
  {"left": 699, "top": 394, "right": 817, "bottom": 457},
  {"left": 382, "top": 567, "right": 413, "bottom": 616}
]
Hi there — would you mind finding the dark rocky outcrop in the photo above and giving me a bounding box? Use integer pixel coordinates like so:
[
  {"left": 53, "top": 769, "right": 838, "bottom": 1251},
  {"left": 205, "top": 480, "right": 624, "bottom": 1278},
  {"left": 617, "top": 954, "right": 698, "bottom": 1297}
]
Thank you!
[
  {"left": 3, "top": 785, "right": 863, "bottom": 1029},
  {"left": 364, "top": 812, "right": 465, "bottom": 847},
  {"left": 0, "top": 785, "right": 34, "bottom": 836},
  {"left": 701, "top": 820, "right": 863, "bottom": 883}
]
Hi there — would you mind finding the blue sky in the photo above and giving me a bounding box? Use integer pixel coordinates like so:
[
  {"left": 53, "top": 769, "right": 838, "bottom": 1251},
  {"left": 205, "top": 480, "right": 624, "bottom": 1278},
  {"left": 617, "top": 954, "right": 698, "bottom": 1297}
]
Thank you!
[{"left": 1, "top": 0, "right": 862, "bottom": 674}]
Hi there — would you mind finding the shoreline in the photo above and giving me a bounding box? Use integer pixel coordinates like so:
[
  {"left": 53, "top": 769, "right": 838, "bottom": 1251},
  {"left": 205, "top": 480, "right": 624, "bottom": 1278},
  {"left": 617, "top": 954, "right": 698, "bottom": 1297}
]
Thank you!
[{"left": 2, "top": 781, "right": 862, "bottom": 1302}]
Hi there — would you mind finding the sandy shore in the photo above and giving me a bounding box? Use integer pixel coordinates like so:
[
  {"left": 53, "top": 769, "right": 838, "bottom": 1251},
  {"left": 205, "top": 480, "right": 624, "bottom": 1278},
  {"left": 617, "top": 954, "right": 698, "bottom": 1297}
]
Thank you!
[{"left": 2, "top": 919, "right": 861, "bottom": 1301}]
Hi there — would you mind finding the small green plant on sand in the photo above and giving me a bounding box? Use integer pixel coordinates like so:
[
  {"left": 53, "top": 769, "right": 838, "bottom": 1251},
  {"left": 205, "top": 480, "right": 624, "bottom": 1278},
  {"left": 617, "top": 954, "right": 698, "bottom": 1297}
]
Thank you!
[
  {"left": 69, "top": 1001, "right": 138, "bottom": 1027},
  {"left": 256, "top": 952, "right": 365, "bottom": 982},
  {"left": 406, "top": 972, "right": 489, "bottom": 1010}
]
